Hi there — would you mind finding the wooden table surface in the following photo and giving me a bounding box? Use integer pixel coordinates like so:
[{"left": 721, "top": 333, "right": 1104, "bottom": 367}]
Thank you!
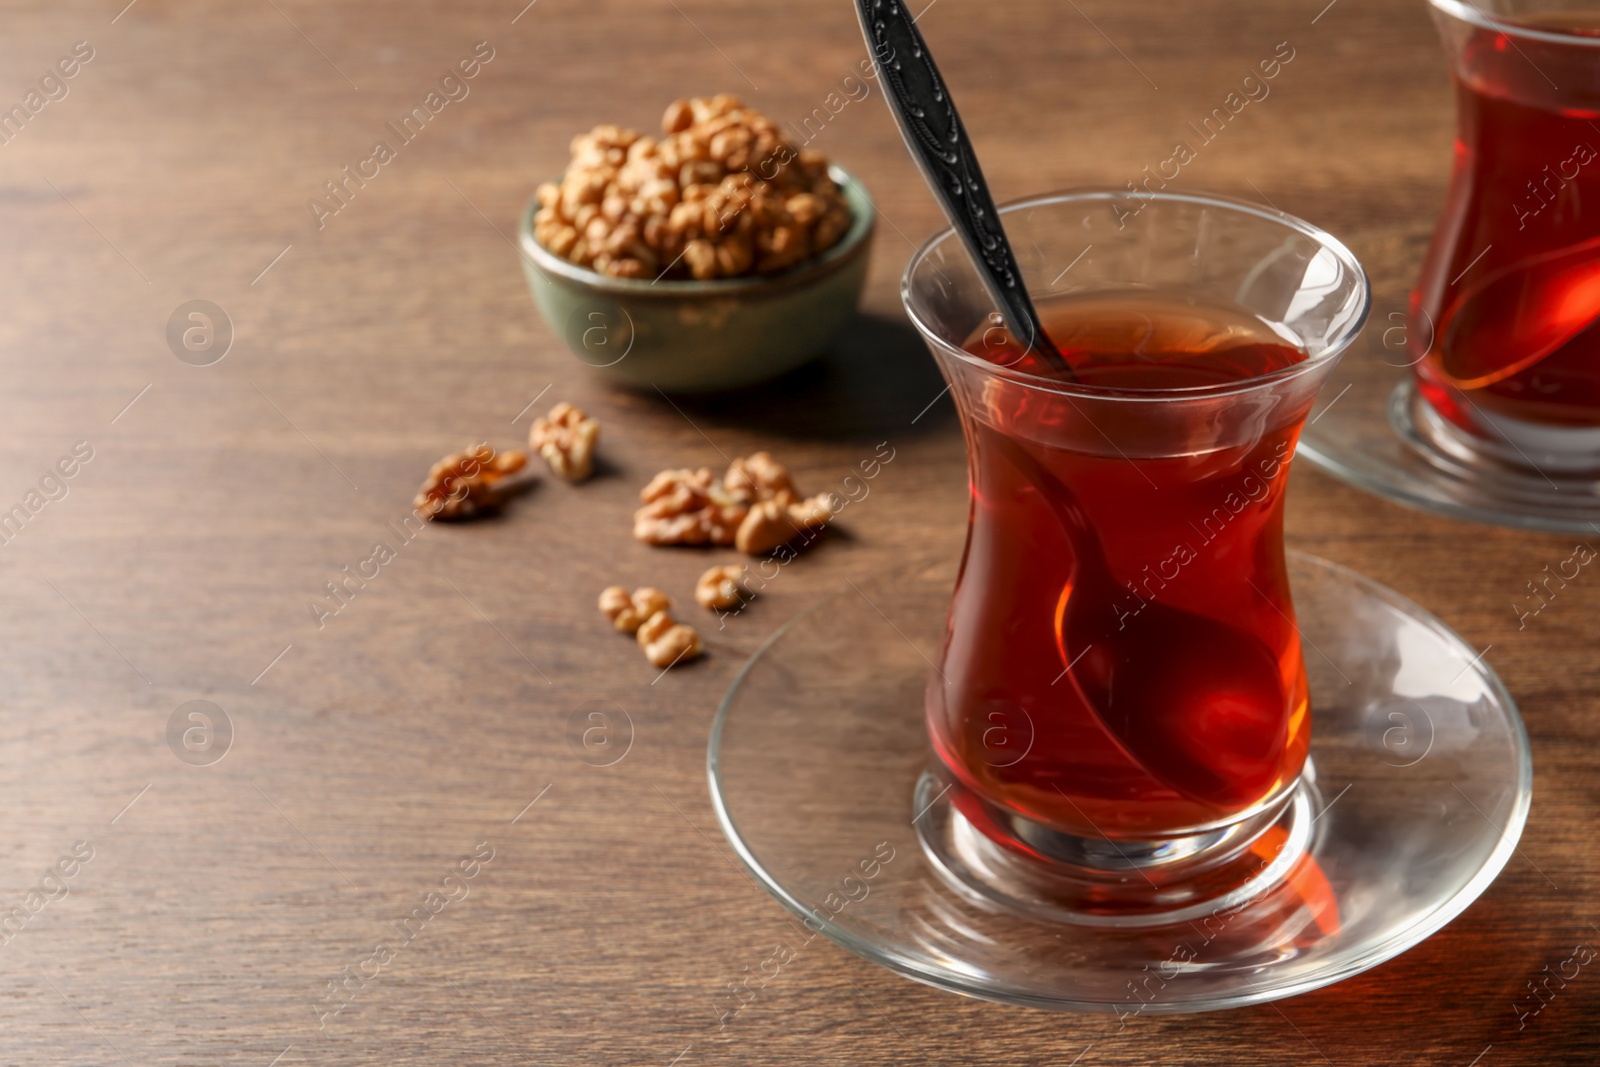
[{"left": 0, "top": 0, "right": 1594, "bottom": 1063}]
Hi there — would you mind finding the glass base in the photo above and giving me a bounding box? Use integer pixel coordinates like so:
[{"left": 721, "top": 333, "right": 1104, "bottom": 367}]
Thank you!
[
  {"left": 916, "top": 764, "right": 1314, "bottom": 929},
  {"left": 1297, "top": 223, "right": 1600, "bottom": 533},
  {"left": 1393, "top": 379, "right": 1600, "bottom": 491},
  {"left": 708, "top": 552, "right": 1531, "bottom": 1013}
]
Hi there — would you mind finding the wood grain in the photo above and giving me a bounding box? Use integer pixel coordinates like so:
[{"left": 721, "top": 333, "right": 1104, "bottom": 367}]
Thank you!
[{"left": 0, "top": 0, "right": 1593, "bottom": 1064}]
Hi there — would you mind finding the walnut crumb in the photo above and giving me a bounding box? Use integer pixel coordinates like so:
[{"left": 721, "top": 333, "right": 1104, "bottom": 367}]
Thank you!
[
  {"left": 636, "top": 610, "right": 703, "bottom": 668},
  {"left": 632, "top": 467, "right": 747, "bottom": 546},
  {"left": 633, "top": 451, "right": 832, "bottom": 555},
  {"left": 530, "top": 402, "right": 600, "bottom": 483},
  {"left": 725, "top": 451, "right": 792, "bottom": 500},
  {"left": 696, "top": 565, "right": 747, "bottom": 610},
  {"left": 734, "top": 491, "right": 834, "bottom": 555},
  {"left": 413, "top": 444, "right": 528, "bottom": 520},
  {"left": 533, "top": 96, "right": 852, "bottom": 280},
  {"left": 598, "top": 585, "right": 672, "bottom": 633}
]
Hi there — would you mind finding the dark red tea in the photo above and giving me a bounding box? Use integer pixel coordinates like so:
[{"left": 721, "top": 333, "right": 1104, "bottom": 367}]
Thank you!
[
  {"left": 929, "top": 293, "right": 1315, "bottom": 840},
  {"left": 1413, "top": 12, "right": 1600, "bottom": 429}
]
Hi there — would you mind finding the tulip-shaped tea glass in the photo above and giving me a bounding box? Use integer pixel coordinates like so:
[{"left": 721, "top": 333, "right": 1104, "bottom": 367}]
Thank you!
[
  {"left": 709, "top": 190, "right": 1530, "bottom": 1011},
  {"left": 905, "top": 192, "right": 1364, "bottom": 921},
  {"left": 1409, "top": 0, "right": 1600, "bottom": 479}
]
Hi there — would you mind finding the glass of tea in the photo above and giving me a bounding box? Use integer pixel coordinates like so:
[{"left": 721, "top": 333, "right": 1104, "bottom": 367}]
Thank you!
[
  {"left": 1411, "top": 0, "right": 1600, "bottom": 475},
  {"left": 902, "top": 191, "right": 1369, "bottom": 922}
]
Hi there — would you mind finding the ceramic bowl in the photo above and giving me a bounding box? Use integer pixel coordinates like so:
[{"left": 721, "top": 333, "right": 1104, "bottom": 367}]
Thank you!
[{"left": 518, "top": 166, "right": 875, "bottom": 393}]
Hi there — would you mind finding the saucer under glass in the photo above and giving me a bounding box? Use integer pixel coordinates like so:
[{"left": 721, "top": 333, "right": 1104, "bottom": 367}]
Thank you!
[{"left": 708, "top": 552, "right": 1531, "bottom": 1013}]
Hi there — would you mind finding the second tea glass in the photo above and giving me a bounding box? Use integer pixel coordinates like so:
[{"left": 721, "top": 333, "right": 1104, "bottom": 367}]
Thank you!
[
  {"left": 1410, "top": 0, "right": 1600, "bottom": 477},
  {"left": 1293, "top": 1, "right": 1600, "bottom": 532}
]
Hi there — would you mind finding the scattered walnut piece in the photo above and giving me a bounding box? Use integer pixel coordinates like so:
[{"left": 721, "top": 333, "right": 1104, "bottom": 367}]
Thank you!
[
  {"left": 633, "top": 452, "right": 832, "bottom": 554},
  {"left": 786, "top": 491, "right": 834, "bottom": 531},
  {"left": 413, "top": 444, "right": 528, "bottom": 520},
  {"left": 637, "top": 610, "right": 703, "bottom": 668},
  {"left": 696, "top": 565, "right": 748, "bottom": 610},
  {"left": 734, "top": 492, "right": 834, "bottom": 555},
  {"left": 598, "top": 585, "right": 672, "bottom": 633},
  {"left": 533, "top": 95, "right": 852, "bottom": 280},
  {"left": 628, "top": 587, "right": 671, "bottom": 628},
  {"left": 599, "top": 588, "right": 702, "bottom": 668},
  {"left": 598, "top": 586, "right": 632, "bottom": 628},
  {"left": 530, "top": 402, "right": 600, "bottom": 483},
  {"left": 633, "top": 467, "right": 748, "bottom": 546},
  {"left": 724, "top": 451, "right": 792, "bottom": 501}
]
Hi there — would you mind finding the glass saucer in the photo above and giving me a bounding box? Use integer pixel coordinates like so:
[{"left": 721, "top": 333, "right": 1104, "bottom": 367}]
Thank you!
[
  {"left": 1297, "top": 222, "right": 1600, "bottom": 533},
  {"left": 707, "top": 553, "right": 1531, "bottom": 1013}
]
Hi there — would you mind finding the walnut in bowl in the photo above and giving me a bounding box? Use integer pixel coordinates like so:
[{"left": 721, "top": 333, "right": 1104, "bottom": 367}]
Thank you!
[{"left": 519, "top": 96, "right": 875, "bottom": 394}]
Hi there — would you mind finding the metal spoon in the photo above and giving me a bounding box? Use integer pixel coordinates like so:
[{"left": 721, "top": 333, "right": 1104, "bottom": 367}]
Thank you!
[
  {"left": 851, "top": 0, "right": 1073, "bottom": 376},
  {"left": 998, "top": 437, "right": 1291, "bottom": 810},
  {"left": 855, "top": 3, "right": 1292, "bottom": 806}
]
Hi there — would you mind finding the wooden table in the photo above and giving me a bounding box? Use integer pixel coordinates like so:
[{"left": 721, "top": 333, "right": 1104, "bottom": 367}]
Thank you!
[{"left": 0, "top": 0, "right": 1593, "bottom": 1063}]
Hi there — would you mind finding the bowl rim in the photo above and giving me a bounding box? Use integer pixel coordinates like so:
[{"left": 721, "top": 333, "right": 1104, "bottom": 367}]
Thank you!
[{"left": 518, "top": 164, "right": 875, "bottom": 296}]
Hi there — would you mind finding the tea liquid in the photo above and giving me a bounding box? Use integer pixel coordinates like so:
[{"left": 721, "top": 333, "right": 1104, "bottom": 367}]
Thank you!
[
  {"left": 930, "top": 292, "right": 1314, "bottom": 840},
  {"left": 1413, "top": 12, "right": 1600, "bottom": 428}
]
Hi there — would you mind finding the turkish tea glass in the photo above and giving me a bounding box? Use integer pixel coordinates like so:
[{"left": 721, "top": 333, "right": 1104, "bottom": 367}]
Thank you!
[
  {"left": 903, "top": 191, "right": 1369, "bottom": 921},
  {"left": 1411, "top": 0, "right": 1600, "bottom": 476}
]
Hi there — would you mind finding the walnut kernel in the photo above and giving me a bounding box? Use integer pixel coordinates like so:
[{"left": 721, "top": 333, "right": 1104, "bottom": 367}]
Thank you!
[
  {"left": 530, "top": 402, "right": 600, "bottom": 483},
  {"left": 414, "top": 444, "right": 529, "bottom": 520},
  {"left": 631, "top": 586, "right": 672, "bottom": 621},
  {"left": 632, "top": 467, "right": 747, "bottom": 546},
  {"left": 634, "top": 452, "right": 832, "bottom": 554},
  {"left": 696, "top": 565, "right": 747, "bottom": 610},
  {"left": 598, "top": 586, "right": 632, "bottom": 629},
  {"left": 637, "top": 610, "right": 703, "bottom": 668},
  {"left": 534, "top": 96, "right": 852, "bottom": 281},
  {"left": 724, "top": 451, "right": 792, "bottom": 501},
  {"left": 598, "top": 585, "right": 673, "bottom": 633},
  {"left": 734, "top": 493, "right": 834, "bottom": 555}
]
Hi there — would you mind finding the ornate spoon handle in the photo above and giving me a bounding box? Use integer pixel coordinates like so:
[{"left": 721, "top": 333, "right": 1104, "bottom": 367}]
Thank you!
[{"left": 853, "top": 0, "right": 1071, "bottom": 374}]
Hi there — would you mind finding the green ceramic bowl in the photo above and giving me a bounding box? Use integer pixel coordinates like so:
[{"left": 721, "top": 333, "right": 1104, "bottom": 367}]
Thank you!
[{"left": 518, "top": 166, "right": 875, "bottom": 393}]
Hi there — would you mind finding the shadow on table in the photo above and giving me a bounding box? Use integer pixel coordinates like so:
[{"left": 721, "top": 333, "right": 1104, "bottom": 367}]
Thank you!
[{"left": 663, "top": 313, "right": 955, "bottom": 442}]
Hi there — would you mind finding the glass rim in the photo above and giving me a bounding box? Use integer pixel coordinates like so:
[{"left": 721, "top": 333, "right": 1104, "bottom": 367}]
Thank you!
[
  {"left": 1427, "top": 0, "right": 1600, "bottom": 47},
  {"left": 900, "top": 188, "right": 1371, "bottom": 403}
]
